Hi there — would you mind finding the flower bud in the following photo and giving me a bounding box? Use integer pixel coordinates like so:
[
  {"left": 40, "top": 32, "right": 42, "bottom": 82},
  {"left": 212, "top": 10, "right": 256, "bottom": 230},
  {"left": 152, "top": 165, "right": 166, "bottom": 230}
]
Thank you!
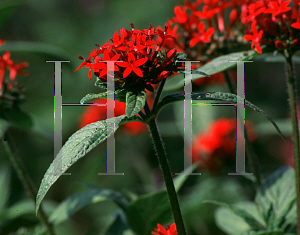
[{"left": 167, "top": 48, "right": 177, "bottom": 59}]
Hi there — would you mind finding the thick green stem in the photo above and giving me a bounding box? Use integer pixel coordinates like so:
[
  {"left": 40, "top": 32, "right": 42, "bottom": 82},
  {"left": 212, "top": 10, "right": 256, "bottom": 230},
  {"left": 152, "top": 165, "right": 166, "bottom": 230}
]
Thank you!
[
  {"left": 223, "top": 70, "right": 261, "bottom": 187},
  {"left": 3, "top": 131, "right": 56, "bottom": 235},
  {"left": 148, "top": 119, "right": 187, "bottom": 235},
  {"left": 285, "top": 54, "right": 300, "bottom": 234}
]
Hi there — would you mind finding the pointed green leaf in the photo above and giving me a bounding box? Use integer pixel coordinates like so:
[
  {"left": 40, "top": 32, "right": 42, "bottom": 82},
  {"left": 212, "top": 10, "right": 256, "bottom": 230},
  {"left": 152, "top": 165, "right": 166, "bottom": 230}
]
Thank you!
[
  {"left": 125, "top": 90, "right": 146, "bottom": 118},
  {"left": 36, "top": 115, "right": 127, "bottom": 214},
  {"left": 255, "top": 166, "right": 296, "bottom": 231},
  {"left": 203, "top": 200, "right": 265, "bottom": 230},
  {"left": 80, "top": 89, "right": 126, "bottom": 104},
  {"left": 164, "top": 49, "right": 258, "bottom": 91},
  {"left": 126, "top": 190, "right": 172, "bottom": 235},
  {"left": 154, "top": 92, "right": 286, "bottom": 141},
  {"left": 49, "top": 188, "right": 128, "bottom": 226}
]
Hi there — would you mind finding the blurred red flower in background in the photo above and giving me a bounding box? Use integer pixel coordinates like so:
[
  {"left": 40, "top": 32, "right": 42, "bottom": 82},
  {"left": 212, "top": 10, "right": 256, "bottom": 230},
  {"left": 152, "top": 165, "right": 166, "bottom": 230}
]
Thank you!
[
  {"left": 151, "top": 223, "right": 177, "bottom": 235},
  {"left": 190, "top": 118, "right": 257, "bottom": 173}
]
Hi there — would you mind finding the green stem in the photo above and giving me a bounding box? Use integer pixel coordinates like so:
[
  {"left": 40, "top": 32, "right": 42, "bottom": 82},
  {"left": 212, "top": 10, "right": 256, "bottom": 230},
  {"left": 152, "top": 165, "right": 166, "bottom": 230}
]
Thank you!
[
  {"left": 285, "top": 54, "right": 300, "bottom": 234},
  {"left": 144, "top": 99, "right": 152, "bottom": 117},
  {"left": 3, "top": 131, "right": 56, "bottom": 235},
  {"left": 223, "top": 70, "right": 261, "bottom": 187},
  {"left": 148, "top": 118, "right": 187, "bottom": 235},
  {"left": 152, "top": 79, "right": 167, "bottom": 112}
]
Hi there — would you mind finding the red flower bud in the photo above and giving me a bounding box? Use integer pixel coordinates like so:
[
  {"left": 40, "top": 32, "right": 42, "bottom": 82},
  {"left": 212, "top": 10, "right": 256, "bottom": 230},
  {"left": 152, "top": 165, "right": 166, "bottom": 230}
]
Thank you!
[
  {"left": 167, "top": 48, "right": 177, "bottom": 59},
  {"left": 275, "top": 40, "right": 284, "bottom": 49}
]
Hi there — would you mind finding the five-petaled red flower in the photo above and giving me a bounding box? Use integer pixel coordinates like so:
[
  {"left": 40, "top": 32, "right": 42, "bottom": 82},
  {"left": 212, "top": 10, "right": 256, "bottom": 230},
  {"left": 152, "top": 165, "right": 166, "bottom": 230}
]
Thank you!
[
  {"left": 151, "top": 223, "right": 177, "bottom": 235},
  {"left": 117, "top": 52, "right": 148, "bottom": 78},
  {"left": 244, "top": 22, "right": 264, "bottom": 54}
]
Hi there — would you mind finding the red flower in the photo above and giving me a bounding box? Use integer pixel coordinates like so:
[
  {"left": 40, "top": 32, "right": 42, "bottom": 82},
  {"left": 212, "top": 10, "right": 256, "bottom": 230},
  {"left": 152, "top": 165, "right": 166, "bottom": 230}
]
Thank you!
[
  {"left": 264, "top": 0, "right": 292, "bottom": 17},
  {"left": 87, "top": 50, "right": 120, "bottom": 78},
  {"left": 190, "top": 118, "right": 256, "bottom": 173},
  {"left": 174, "top": 6, "right": 188, "bottom": 24},
  {"left": 151, "top": 223, "right": 177, "bottom": 235},
  {"left": 117, "top": 52, "right": 148, "bottom": 78},
  {"left": 189, "top": 21, "right": 214, "bottom": 47},
  {"left": 244, "top": 22, "right": 264, "bottom": 54},
  {"left": 291, "top": 22, "right": 300, "bottom": 28}
]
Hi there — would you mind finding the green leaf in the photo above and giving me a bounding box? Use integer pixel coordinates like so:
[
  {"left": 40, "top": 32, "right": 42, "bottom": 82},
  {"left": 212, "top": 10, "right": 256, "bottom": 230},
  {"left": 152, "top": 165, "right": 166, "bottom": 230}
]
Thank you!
[
  {"left": 0, "top": 41, "right": 71, "bottom": 62},
  {"left": 49, "top": 188, "right": 128, "bottom": 226},
  {"left": 126, "top": 190, "right": 172, "bottom": 235},
  {"left": 125, "top": 89, "right": 147, "bottom": 118},
  {"left": 255, "top": 166, "right": 296, "bottom": 231},
  {"left": 0, "top": 199, "right": 56, "bottom": 221},
  {"left": 241, "top": 230, "right": 284, "bottom": 235},
  {"left": 164, "top": 49, "right": 258, "bottom": 91},
  {"left": 154, "top": 92, "right": 286, "bottom": 141},
  {"left": 215, "top": 201, "right": 266, "bottom": 235},
  {"left": 0, "top": 118, "right": 10, "bottom": 139},
  {"left": 173, "top": 162, "right": 200, "bottom": 192},
  {"left": 80, "top": 89, "right": 126, "bottom": 104},
  {"left": 0, "top": 165, "right": 10, "bottom": 212},
  {"left": 203, "top": 200, "right": 265, "bottom": 230},
  {"left": 1, "top": 107, "right": 33, "bottom": 130},
  {"left": 105, "top": 210, "right": 129, "bottom": 235},
  {"left": 0, "top": 0, "right": 22, "bottom": 29},
  {"left": 36, "top": 115, "right": 127, "bottom": 214}
]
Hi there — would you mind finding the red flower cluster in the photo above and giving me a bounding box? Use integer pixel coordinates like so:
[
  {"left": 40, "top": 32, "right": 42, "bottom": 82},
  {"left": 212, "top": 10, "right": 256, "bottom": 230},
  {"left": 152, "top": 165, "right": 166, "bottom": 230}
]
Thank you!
[
  {"left": 79, "top": 97, "right": 154, "bottom": 135},
  {"left": 190, "top": 118, "right": 257, "bottom": 173},
  {"left": 165, "top": 0, "right": 300, "bottom": 60},
  {"left": 0, "top": 40, "right": 29, "bottom": 91},
  {"left": 243, "top": 0, "right": 300, "bottom": 53},
  {"left": 75, "top": 23, "right": 177, "bottom": 92},
  {"left": 151, "top": 223, "right": 177, "bottom": 235}
]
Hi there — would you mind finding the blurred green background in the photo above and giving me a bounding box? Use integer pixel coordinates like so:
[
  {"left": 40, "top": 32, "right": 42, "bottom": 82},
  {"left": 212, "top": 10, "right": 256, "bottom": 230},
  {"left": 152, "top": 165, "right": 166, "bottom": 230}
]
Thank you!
[{"left": 0, "top": 0, "right": 300, "bottom": 234}]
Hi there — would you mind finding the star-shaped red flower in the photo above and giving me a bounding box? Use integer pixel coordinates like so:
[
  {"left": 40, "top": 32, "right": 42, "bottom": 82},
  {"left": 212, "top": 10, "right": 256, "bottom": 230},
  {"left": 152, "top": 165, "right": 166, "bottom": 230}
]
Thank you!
[
  {"left": 264, "top": 0, "right": 292, "bottom": 17},
  {"left": 244, "top": 22, "right": 264, "bottom": 54},
  {"left": 117, "top": 52, "right": 148, "bottom": 78}
]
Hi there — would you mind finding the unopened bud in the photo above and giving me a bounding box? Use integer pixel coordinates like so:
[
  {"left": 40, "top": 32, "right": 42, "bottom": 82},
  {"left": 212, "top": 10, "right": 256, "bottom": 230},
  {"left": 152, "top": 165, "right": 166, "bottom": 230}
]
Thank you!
[
  {"left": 78, "top": 55, "right": 84, "bottom": 60},
  {"left": 167, "top": 48, "right": 177, "bottom": 59}
]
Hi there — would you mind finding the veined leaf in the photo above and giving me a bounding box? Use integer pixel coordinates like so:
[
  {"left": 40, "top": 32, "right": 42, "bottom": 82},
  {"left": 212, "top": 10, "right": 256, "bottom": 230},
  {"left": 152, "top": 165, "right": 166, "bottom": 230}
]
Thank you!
[
  {"left": 215, "top": 201, "right": 265, "bottom": 235},
  {"left": 154, "top": 92, "right": 286, "bottom": 141},
  {"left": 203, "top": 200, "right": 265, "bottom": 230},
  {"left": 80, "top": 89, "right": 126, "bottom": 104},
  {"left": 164, "top": 49, "right": 259, "bottom": 91},
  {"left": 255, "top": 166, "right": 296, "bottom": 231},
  {"left": 125, "top": 89, "right": 146, "bottom": 118},
  {"left": 36, "top": 115, "right": 127, "bottom": 214}
]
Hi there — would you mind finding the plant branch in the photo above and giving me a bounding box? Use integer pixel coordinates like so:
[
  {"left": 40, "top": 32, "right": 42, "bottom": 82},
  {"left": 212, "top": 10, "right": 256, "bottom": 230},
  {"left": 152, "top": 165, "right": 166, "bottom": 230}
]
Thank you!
[
  {"left": 285, "top": 53, "right": 300, "bottom": 234},
  {"left": 148, "top": 118, "right": 187, "bottom": 235},
  {"left": 3, "top": 131, "right": 56, "bottom": 235}
]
